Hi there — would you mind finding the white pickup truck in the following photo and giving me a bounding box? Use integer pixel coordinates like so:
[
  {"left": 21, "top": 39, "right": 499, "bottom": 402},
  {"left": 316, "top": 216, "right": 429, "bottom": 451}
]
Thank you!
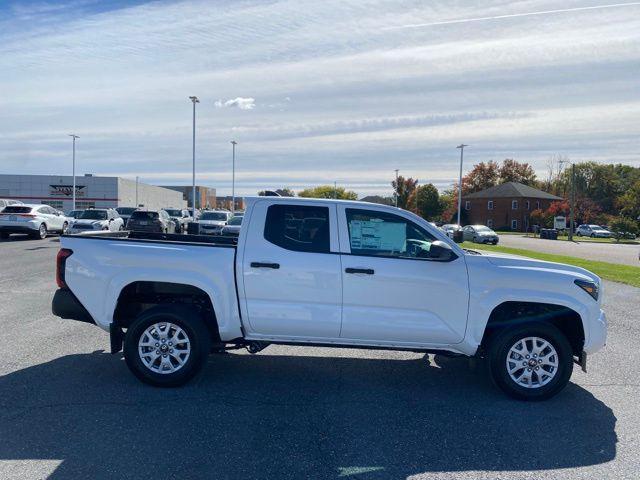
[{"left": 52, "top": 197, "right": 607, "bottom": 400}]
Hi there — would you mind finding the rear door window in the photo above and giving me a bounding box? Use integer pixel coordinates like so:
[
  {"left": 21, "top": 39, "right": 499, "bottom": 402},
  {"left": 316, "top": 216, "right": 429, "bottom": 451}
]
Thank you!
[
  {"left": 264, "top": 204, "right": 330, "bottom": 253},
  {"left": 130, "top": 211, "right": 159, "bottom": 220}
]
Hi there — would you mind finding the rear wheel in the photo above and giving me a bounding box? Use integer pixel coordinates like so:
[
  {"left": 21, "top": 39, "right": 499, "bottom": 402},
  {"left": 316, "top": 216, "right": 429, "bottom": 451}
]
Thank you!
[
  {"left": 32, "top": 223, "right": 47, "bottom": 239},
  {"left": 488, "top": 323, "right": 573, "bottom": 401},
  {"left": 123, "top": 306, "right": 211, "bottom": 387},
  {"left": 62, "top": 221, "right": 69, "bottom": 234}
]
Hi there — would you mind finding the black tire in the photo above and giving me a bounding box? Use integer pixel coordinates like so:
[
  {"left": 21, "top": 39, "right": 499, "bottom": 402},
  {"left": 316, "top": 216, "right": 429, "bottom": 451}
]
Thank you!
[
  {"left": 62, "top": 222, "right": 68, "bottom": 234},
  {"left": 32, "top": 223, "right": 47, "bottom": 240},
  {"left": 590, "top": 233, "right": 595, "bottom": 238},
  {"left": 123, "top": 305, "right": 212, "bottom": 387},
  {"left": 0, "top": 232, "right": 9, "bottom": 240},
  {"left": 488, "top": 323, "right": 573, "bottom": 401}
]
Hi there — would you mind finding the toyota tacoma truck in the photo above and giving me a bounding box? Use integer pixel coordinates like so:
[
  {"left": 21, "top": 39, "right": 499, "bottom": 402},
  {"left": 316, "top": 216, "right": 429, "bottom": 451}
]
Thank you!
[{"left": 52, "top": 197, "right": 607, "bottom": 400}]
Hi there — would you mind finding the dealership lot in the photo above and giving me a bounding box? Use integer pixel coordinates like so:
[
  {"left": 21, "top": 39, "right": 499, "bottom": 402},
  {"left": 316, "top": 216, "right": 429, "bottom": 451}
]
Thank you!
[{"left": 0, "top": 236, "right": 638, "bottom": 479}]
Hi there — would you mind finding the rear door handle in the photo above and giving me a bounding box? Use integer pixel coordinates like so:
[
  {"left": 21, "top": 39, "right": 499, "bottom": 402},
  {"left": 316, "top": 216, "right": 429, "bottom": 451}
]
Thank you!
[
  {"left": 345, "top": 268, "right": 374, "bottom": 275},
  {"left": 251, "top": 262, "right": 280, "bottom": 269}
]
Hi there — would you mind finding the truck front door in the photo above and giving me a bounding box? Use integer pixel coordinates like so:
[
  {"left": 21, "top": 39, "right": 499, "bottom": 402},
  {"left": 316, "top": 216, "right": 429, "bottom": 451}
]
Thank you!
[{"left": 241, "top": 201, "right": 342, "bottom": 340}]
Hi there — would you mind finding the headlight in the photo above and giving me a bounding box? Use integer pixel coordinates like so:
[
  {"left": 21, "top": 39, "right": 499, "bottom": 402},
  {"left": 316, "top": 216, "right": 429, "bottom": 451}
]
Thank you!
[{"left": 574, "top": 279, "right": 599, "bottom": 301}]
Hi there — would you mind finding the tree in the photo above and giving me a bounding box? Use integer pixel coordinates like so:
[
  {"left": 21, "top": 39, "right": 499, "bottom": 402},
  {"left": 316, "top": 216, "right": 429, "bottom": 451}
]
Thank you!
[
  {"left": 298, "top": 185, "right": 357, "bottom": 200},
  {"left": 610, "top": 217, "right": 639, "bottom": 242},
  {"left": 391, "top": 176, "right": 418, "bottom": 209},
  {"left": 530, "top": 209, "right": 550, "bottom": 229},
  {"left": 258, "top": 188, "right": 295, "bottom": 197},
  {"left": 462, "top": 160, "right": 499, "bottom": 194},
  {"left": 499, "top": 159, "right": 537, "bottom": 185},
  {"left": 408, "top": 183, "right": 442, "bottom": 220},
  {"left": 618, "top": 179, "right": 640, "bottom": 221}
]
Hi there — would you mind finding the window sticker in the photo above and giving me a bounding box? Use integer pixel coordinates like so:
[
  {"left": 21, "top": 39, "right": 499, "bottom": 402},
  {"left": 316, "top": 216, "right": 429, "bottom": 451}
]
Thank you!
[{"left": 350, "top": 219, "right": 406, "bottom": 252}]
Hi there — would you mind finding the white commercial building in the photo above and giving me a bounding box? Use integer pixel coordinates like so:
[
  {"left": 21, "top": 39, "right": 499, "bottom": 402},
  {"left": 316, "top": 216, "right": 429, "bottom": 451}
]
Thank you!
[{"left": 0, "top": 174, "right": 186, "bottom": 212}]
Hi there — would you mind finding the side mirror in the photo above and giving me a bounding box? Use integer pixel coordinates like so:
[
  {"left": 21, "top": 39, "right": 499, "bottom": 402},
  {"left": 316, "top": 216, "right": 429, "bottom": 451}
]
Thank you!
[{"left": 429, "top": 240, "right": 457, "bottom": 262}]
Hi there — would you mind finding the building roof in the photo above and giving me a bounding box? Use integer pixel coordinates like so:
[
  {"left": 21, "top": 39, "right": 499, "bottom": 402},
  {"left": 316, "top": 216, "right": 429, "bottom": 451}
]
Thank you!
[{"left": 463, "top": 182, "right": 562, "bottom": 200}]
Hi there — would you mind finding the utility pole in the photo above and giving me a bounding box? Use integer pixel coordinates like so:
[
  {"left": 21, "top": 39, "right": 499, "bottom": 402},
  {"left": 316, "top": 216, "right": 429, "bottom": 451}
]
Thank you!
[
  {"left": 135, "top": 176, "right": 139, "bottom": 206},
  {"left": 189, "top": 96, "right": 199, "bottom": 219},
  {"left": 230, "top": 140, "right": 237, "bottom": 214},
  {"left": 560, "top": 160, "right": 575, "bottom": 241},
  {"left": 68, "top": 134, "right": 79, "bottom": 210},
  {"left": 334, "top": 181, "right": 337, "bottom": 199},
  {"left": 456, "top": 144, "right": 468, "bottom": 226},
  {"left": 394, "top": 169, "right": 399, "bottom": 207}
]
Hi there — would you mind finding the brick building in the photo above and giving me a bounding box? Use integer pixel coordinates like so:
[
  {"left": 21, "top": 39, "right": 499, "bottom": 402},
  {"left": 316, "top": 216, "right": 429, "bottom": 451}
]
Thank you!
[{"left": 462, "top": 182, "right": 562, "bottom": 232}]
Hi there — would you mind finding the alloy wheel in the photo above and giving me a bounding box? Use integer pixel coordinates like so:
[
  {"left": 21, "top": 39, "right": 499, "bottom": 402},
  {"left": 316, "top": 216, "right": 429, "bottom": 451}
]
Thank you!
[
  {"left": 138, "top": 322, "right": 191, "bottom": 374},
  {"left": 506, "top": 336, "right": 559, "bottom": 389}
]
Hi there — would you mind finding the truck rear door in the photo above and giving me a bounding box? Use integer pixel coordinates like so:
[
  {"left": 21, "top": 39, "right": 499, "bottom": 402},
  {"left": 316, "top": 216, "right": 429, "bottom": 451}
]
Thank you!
[{"left": 240, "top": 200, "right": 342, "bottom": 339}]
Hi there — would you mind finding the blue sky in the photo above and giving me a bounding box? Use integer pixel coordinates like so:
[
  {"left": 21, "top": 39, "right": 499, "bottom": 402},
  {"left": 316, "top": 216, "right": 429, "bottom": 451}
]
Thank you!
[{"left": 1, "top": 0, "right": 639, "bottom": 196}]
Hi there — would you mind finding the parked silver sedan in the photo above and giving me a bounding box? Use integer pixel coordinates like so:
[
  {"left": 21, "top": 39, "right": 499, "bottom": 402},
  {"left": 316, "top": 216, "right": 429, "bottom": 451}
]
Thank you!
[{"left": 462, "top": 225, "right": 499, "bottom": 244}]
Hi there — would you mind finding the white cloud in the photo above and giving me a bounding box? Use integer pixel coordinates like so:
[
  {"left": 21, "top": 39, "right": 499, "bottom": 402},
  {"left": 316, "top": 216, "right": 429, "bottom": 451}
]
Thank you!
[{"left": 214, "top": 97, "right": 256, "bottom": 110}]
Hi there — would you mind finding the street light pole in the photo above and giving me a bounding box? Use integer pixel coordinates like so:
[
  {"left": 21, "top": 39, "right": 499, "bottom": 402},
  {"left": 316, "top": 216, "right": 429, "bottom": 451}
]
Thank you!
[
  {"left": 189, "top": 96, "right": 200, "bottom": 219},
  {"left": 68, "top": 134, "right": 79, "bottom": 210},
  {"left": 230, "top": 140, "right": 237, "bottom": 214},
  {"left": 135, "top": 176, "right": 139, "bottom": 207},
  {"left": 456, "top": 144, "right": 468, "bottom": 226},
  {"left": 394, "top": 169, "right": 399, "bottom": 207},
  {"left": 559, "top": 160, "right": 576, "bottom": 241}
]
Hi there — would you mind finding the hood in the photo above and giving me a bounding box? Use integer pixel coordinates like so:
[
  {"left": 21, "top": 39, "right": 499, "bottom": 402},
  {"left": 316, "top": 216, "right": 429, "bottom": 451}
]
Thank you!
[
  {"left": 199, "top": 220, "right": 226, "bottom": 226},
  {"left": 72, "top": 219, "right": 106, "bottom": 226},
  {"left": 478, "top": 251, "right": 599, "bottom": 284}
]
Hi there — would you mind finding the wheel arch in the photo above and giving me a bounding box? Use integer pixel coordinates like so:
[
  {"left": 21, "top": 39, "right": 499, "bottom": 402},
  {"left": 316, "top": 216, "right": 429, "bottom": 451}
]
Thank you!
[
  {"left": 112, "top": 280, "right": 221, "bottom": 343},
  {"left": 480, "top": 301, "right": 585, "bottom": 356}
]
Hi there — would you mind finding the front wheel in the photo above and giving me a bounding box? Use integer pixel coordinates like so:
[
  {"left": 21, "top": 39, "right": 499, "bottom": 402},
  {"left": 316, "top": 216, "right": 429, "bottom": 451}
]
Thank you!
[
  {"left": 488, "top": 323, "right": 573, "bottom": 401},
  {"left": 123, "top": 306, "right": 211, "bottom": 387}
]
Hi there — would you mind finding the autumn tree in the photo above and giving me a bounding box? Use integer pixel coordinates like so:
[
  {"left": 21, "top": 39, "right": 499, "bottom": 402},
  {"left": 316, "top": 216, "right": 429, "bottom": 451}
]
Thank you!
[
  {"left": 499, "top": 159, "right": 537, "bottom": 185},
  {"left": 298, "top": 185, "right": 357, "bottom": 200},
  {"left": 462, "top": 160, "right": 499, "bottom": 194},
  {"left": 391, "top": 176, "right": 418, "bottom": 209}
]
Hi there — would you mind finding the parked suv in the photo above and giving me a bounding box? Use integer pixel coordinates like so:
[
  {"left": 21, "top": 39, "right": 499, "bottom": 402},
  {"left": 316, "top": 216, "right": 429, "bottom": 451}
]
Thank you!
[
  {"left": 462, "top": 225, "right": 499, "bottom": 244},
  {"left": 115, "top": 207, "right": 138, "bottom": 225},
  {"left": 164, "top": 208, "right": 192, "bottom": 233},
  {"left": 576, "top": 224, "right": 612, "bottom": 238},
  {"left": 127, "top": 209, "right": 175, "bottom": 233},
  {"left": 198, "top": 210, "right": 232, "bottom": 235},
  {"left": 68, "top": 208, "right": 124, "bottom": 233},
  {"left": 0, "top": 204, "right": 69, "bottom": 239}
]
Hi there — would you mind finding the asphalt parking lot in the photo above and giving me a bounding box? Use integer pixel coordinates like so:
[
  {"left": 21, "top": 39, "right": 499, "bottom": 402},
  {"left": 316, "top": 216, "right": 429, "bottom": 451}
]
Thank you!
[
  {"left": 497, "top": 235, "right": 639, "bottom": 266},
  {"left": 0, "top": 235, "right": 638, "bottom": 479}
]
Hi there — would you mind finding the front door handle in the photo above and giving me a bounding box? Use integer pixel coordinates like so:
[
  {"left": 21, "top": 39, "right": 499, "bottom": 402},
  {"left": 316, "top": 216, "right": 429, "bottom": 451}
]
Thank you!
[
  {"left": 251, "top": 262, "right": 280, "bottom": 269},
  {"left": 345, "top": 268, "right": 374, "bottom": 275}
]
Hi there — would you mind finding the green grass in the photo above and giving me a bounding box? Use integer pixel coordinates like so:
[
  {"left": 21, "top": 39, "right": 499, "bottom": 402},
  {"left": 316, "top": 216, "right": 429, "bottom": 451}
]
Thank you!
[{"left": 461, "top": 241, "right": 640, "bottom": 288}]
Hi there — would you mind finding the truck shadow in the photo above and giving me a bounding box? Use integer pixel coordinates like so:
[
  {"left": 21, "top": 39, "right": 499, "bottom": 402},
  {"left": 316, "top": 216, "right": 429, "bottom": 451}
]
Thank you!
[{"left": 0, "top": 350, "right": 616, "bottom": 479}]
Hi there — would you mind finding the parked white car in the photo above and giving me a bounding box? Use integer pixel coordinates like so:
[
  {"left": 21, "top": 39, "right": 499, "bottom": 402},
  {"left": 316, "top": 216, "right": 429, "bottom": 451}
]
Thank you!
[
  {"left": 67, "top": 208, "right": 124, "bottom": 234},
  {"left": 198, "top": 210, "right": 232, "bottom": 235},
  {"left": 0, "top": 199, "right": 24, "bottom": 211},
  {"left": 0, "top": 204, "right": 69, "bottom": 239},
  {"left": 576, "top": 224, "right": 612, "bottom": 238},
  {"left": 462, "top": 225, "right": 500, "bottom": 244},
  {"left": 53, "top": 197, "right": 606, "bottom": 401}
]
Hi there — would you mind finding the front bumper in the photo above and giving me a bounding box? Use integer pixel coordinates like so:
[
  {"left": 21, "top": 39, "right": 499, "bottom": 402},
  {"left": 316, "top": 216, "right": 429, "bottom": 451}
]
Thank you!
[
  {"left": 52, "top": 288, "right": 95, "bottom": 324},
  {"left": 584, "top": 309, "right": 607, "bottom": 354}
]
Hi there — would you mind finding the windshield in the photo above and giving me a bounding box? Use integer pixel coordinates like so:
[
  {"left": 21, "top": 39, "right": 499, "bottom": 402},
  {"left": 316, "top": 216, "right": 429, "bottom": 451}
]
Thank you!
[
  {"left": 227, "top": 216, "right": 243, "bottom": 225},
  {"left": 78, "top": 210, "right": 108, "bottom": 220},
  {"left": 131, "top": 211, "right": 159, "bottom": 220},
  {"left": 116, "top": 207, "right": 137, "bottom": 215},
  {"left": 474, "top": 226, "right": 493, "bottom": 232},
  {"left": 164, "top": 209, "right": 182, "bottom": 217},
  {"left": 68, "top": 210, "right": 83, "bottom": 218},
  {"left": 589, "top": 225, "right": 603, "bottom": 229},
  {"left": 200, "top": 212, "right": 227, "bottom": 221}
]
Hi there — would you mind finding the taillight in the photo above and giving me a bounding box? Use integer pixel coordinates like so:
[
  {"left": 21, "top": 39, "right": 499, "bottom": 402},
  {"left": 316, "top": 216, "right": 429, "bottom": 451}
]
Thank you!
[{"left": 56, "top": 248, "right": 73, "bottom": 288}]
